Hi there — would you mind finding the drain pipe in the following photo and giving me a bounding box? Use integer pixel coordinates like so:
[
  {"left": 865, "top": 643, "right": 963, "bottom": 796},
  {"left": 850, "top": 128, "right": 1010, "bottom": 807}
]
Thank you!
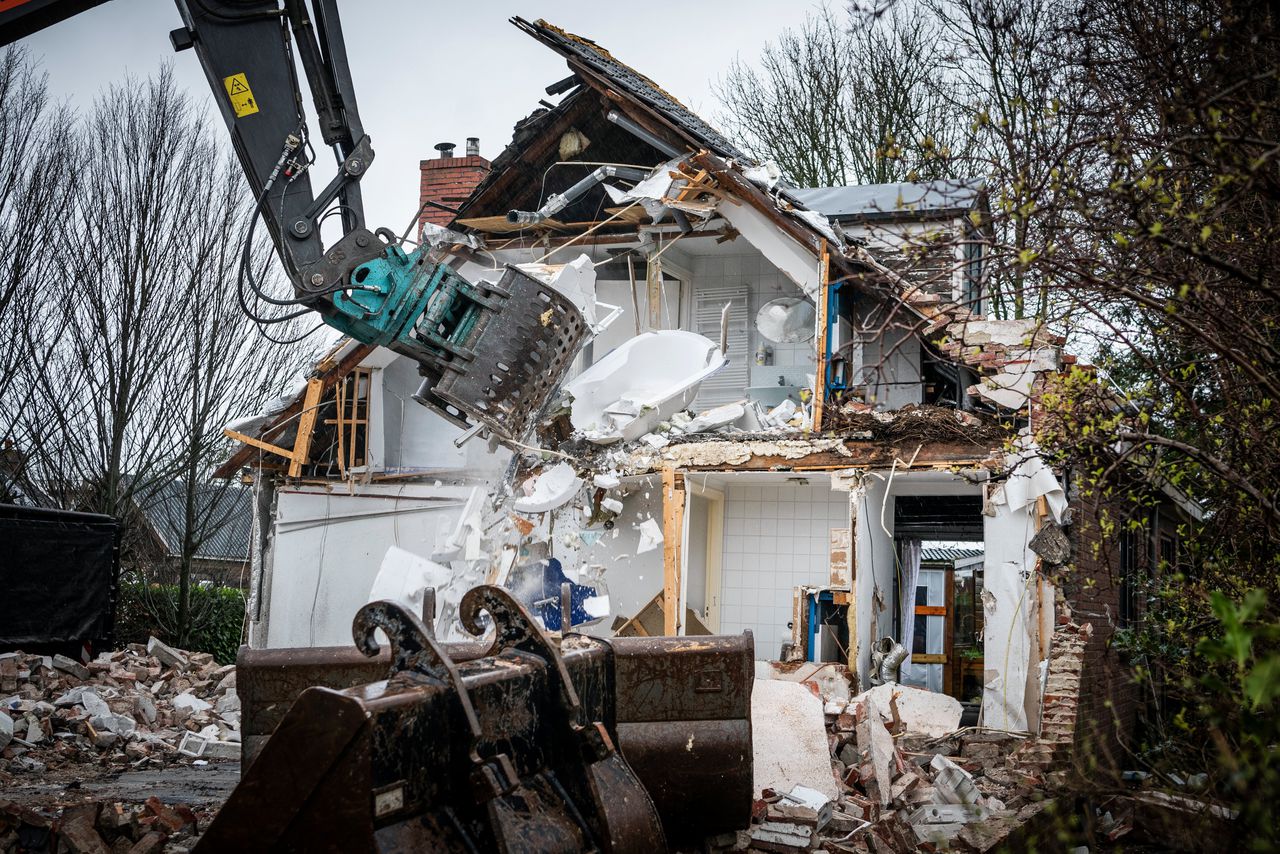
[
  {"left": 507, "top": 165, "right": 650, "bottom": 225},
  {"left": 870, "top": 636, "right": 909, "bottom": 685}
]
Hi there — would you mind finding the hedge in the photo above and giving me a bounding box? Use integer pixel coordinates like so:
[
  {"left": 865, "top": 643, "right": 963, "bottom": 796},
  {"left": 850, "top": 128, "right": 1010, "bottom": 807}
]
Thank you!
[{"left": 114, "top": 581, "right": 245, "bottom": 665}]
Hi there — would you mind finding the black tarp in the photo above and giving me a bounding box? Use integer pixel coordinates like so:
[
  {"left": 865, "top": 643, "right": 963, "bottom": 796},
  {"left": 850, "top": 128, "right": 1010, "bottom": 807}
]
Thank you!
[{"left": 0, "top": 503, "right": 119, "bottom": 648}]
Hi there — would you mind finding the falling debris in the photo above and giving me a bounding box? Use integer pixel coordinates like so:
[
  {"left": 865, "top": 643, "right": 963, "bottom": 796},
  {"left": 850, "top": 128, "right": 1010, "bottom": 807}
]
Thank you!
[
  {"left": 636, "top": 517, "right": 664, "bottom": 553},
  {"left": 563, "top": 330, "right": 728, "bottom": 444},
  {"left": 513, "top": 462, "right": 582, "bottom": 513}
]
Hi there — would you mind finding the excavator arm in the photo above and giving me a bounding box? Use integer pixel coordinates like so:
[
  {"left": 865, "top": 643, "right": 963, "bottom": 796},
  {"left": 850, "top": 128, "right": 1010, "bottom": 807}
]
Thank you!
[{"left": 0, "top": 0, "right": 587, "bottom": 442}]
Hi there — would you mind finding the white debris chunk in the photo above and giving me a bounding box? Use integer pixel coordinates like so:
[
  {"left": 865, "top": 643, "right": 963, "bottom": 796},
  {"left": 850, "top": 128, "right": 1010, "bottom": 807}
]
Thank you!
[
  {"left": 367, "top": 546, "right": 452, "bottom": 618},
  {"left": 847, "top": 683, "right": 963, "bottom": 738},
  {"left": 930, "top": 754, "right": 981, "bottom": 806},
  {"left": 639, "top": 433, "right": 670, "bottom": 449},
  {"left": 172, "top": 693, "right": 212, "bottom": 714},
  {"left": 682, "top": 402, "right": 746, "bottom": 434},
  {"left": 636, "top": 518, "right": 664, "bottom": 554},
  {"left": 582, "top": 595, "right": 610, "bottom": 619},
  {"left": 601, "top": 497, "right": 624, "bottom": 515},
  {"left": 513, "top": 462, "right": 582, "bottom": 513},
  {"left": 752, "top": 678, "right": 838, "bottom": 799},
  {"left": 592, "top": 472, "right": 621, "bottom": 489}
]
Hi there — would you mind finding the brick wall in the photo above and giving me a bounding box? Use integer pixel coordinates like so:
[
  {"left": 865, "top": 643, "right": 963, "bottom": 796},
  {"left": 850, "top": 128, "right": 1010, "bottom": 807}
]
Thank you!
[
  {"left": 419, "top": 153, "right": 490, "bottom": 230},
  {"left": 1055, "top": 488, "right": 1160, "bottom": 778}
]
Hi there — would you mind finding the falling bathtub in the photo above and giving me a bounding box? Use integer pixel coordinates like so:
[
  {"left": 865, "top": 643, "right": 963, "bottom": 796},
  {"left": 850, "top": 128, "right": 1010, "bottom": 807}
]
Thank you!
[{"left": 564, "top": 330, "right": 728, "bottom": 444}]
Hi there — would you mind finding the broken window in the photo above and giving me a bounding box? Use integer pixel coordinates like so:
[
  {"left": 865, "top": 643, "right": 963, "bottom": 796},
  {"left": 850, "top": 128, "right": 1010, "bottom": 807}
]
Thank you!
[{"left": 303, "top": 367, "right": 373, "bottom": 477}]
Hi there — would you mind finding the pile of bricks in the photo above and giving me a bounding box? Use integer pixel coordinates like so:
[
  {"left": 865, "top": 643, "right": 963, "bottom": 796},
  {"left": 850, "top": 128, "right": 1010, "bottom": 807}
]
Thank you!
[
  {"left": 1, "top": 795, "right": 199, "bottom": 854},
  {"left": 0, "top": 638, "right": 239, "bottom": 779}
]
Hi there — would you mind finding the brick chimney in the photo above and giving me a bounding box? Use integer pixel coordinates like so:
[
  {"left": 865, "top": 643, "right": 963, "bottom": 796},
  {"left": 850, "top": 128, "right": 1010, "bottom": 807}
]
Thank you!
[{"left": 419, "top": 137, "right": 489, "bottom": 231}]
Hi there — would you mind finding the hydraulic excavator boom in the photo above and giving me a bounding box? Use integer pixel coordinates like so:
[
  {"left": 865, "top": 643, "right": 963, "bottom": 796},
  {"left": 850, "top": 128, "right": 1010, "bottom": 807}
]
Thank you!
[{"left": 0, "top": 0, "right": 587, "bottom": 442}]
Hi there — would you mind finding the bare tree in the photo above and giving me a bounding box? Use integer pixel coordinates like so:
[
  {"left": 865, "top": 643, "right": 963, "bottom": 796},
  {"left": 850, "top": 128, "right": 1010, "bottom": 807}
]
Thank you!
[
  {"left": 716, "top": 4, "right": 972, "bottom": 187},
  {"left": 10, "top": 64, "right": 310, "bottom": 643},
  {"left": 144, "top": 148, "right": 308, "bottom": 643},
  {"left": 0, "top": 47, "right": 78, "bottom": 439}
]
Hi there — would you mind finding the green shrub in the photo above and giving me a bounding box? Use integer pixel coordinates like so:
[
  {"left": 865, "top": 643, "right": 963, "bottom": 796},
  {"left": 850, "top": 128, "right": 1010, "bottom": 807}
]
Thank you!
[{"left": 115, "top": 581, "right": 245, "bottom": 665}]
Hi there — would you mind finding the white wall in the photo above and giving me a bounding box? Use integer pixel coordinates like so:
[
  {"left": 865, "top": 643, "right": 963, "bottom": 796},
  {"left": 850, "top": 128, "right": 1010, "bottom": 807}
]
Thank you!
[
  {"left": 261, "top": 483, "right": 477, "bottom": 648},
  {"left": 853, "top": 476, "right": 895, "bottom": 683},
  {"left": 720, "top": 477, "right": 848, "bottom": 659},
  {"left": 690, "top": 250, "right": 818, "bottom": 401},
  {"left": 379, "top": 356, "right": 513, "bottom": 476},
  {"left": 685, "top": 494, "right": 710, "bottom": 618}
]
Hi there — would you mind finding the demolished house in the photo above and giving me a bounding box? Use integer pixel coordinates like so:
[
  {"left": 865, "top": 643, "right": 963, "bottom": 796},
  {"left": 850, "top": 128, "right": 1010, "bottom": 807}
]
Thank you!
[{"left": 212, "top": 16, "right": 1201, "bottom": 850}]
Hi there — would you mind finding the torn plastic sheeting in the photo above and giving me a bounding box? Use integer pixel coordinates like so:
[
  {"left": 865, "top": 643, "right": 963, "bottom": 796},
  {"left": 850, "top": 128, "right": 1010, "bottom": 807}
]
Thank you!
[
  {"left": 743, "top": 160, "right": 783, "bottom": 190},
  {"left": 980, "top": 498, "right": 1037, "bottom": 732},
  {"left": 1001, "top": 432, "right": 1067, "bottom": 523},
  {"left": 514, "top": 462, "right": 582, "bottom": 514},
  {"left": 563, "top": 330, "right": 727, "bottom": 444},
  {"left": 420, "top": 221, "right": 482, "bottom": 251}
]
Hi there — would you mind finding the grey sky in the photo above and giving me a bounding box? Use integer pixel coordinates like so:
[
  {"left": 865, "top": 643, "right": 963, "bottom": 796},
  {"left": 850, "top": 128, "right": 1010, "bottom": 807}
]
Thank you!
[{"left": 19, "top": 0, "right": 820, "bottom": 229}]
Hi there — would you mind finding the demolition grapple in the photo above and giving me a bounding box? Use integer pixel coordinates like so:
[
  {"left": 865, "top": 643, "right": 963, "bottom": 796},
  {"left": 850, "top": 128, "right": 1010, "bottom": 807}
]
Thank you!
[{"left": 204, "top": 587, "right": 754, "bottom": 851}]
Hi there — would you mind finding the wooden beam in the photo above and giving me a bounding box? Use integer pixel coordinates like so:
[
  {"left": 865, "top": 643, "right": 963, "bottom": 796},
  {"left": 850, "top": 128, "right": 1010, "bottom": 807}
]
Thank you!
[
  {"left": 813, "top": 242, "right": 831, "bottom": 430},
  {"left": 661, "top": 466, "right": 686, "bottom": 636},
  {"left": 213, "top": 342, "right": 375, "bottom": 479},
  {"left": 222, "top": 430, "right": 294, "bottom": 462},
  {"left": 674, "top": 442, "right": 995, "bottom": 473},
  {"left": 288, "top": 378, "right": 325, "bottom": 478}
]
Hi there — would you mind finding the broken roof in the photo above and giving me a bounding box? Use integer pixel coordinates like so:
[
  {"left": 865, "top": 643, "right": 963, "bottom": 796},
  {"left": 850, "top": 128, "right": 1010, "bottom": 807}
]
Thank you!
[
  {"left": 512, "top": 17, "right": 749, "bottom": 162},
  {"left": 791, "top": 178, "right": 986, "bottom": 222}
]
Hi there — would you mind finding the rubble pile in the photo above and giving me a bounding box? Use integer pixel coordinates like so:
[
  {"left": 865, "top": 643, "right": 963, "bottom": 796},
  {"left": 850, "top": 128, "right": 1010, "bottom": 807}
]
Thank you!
[
  {"left": 0, "top": 796, "right": 200, "bottom": 854},
  {"left": 0, "top": 637, "right": 239, "bottom": 778},
  {"left": 722, "top": 680, "right": 1058, "bottom": 853}
]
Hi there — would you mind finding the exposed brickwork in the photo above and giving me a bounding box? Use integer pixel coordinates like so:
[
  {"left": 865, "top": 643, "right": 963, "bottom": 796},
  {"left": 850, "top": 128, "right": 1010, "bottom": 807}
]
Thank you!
[
  {"left": 1011, "top": 606, "right": 1092, "bottom": 787},
  {"left": 1062, "top": 495, "right": 1144, "bottom": 779},
  {"left": 419, "top": 154, "right": 490, "bottom": 230}
]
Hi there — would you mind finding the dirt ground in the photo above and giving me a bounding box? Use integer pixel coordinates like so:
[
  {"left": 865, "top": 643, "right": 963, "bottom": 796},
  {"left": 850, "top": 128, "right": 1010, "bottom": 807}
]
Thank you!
[{"left": 1, "top": 759, "right": 237, "bottom": 852}]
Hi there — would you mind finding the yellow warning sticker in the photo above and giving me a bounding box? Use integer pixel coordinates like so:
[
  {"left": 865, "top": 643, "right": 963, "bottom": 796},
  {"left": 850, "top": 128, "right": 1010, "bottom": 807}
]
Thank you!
[{"left": 223, "top": 73, "right": 259, "bottom": 118}]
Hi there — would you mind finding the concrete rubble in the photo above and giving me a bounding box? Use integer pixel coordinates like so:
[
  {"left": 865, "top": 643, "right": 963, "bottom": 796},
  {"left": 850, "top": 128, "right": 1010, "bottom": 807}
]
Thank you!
[
  {"left": 722, "top": 664, "right": 1072, "bottom": 853},
  {"left": 0, "top": 640, "right": 239, "bottom": 780}
]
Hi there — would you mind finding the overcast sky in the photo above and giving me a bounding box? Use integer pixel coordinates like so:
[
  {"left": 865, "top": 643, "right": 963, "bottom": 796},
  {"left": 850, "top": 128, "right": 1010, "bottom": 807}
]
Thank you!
[{"left": 19, "top": 0, "right": 819, "bottom": 229}]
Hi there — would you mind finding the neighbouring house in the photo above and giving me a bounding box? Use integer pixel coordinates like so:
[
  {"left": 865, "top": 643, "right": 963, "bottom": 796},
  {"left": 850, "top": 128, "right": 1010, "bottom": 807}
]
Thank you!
[
  {"left": 215, "top": 17, "right": 1198, "bottom": 764},
  {"left": 128, "top": 481, "right": 253, "bottom": 588}
]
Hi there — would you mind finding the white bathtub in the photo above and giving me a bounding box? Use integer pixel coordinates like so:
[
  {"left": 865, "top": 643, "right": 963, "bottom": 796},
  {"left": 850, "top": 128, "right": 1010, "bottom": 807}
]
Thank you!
[{"left": 564, "top": 330, "right": 728, "bottom": 444}]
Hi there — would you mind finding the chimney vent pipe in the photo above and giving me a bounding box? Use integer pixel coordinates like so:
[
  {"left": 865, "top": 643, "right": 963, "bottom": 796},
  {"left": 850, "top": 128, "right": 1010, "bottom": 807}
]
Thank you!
[
  {"left": 434, "top": 141, "right": 455, "bottom": 159},
  {"left": 465, "top": 137, "right": 480, "bottom": 157}
]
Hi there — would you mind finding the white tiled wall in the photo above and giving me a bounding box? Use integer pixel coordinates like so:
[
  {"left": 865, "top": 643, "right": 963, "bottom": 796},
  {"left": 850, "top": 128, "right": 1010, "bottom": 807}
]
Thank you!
[
  {"left": 719, "top": 480, "right": 850, "bottom": 658},
  {"left": 690, "top": 252, "right": 817, "bottom": 393}
]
